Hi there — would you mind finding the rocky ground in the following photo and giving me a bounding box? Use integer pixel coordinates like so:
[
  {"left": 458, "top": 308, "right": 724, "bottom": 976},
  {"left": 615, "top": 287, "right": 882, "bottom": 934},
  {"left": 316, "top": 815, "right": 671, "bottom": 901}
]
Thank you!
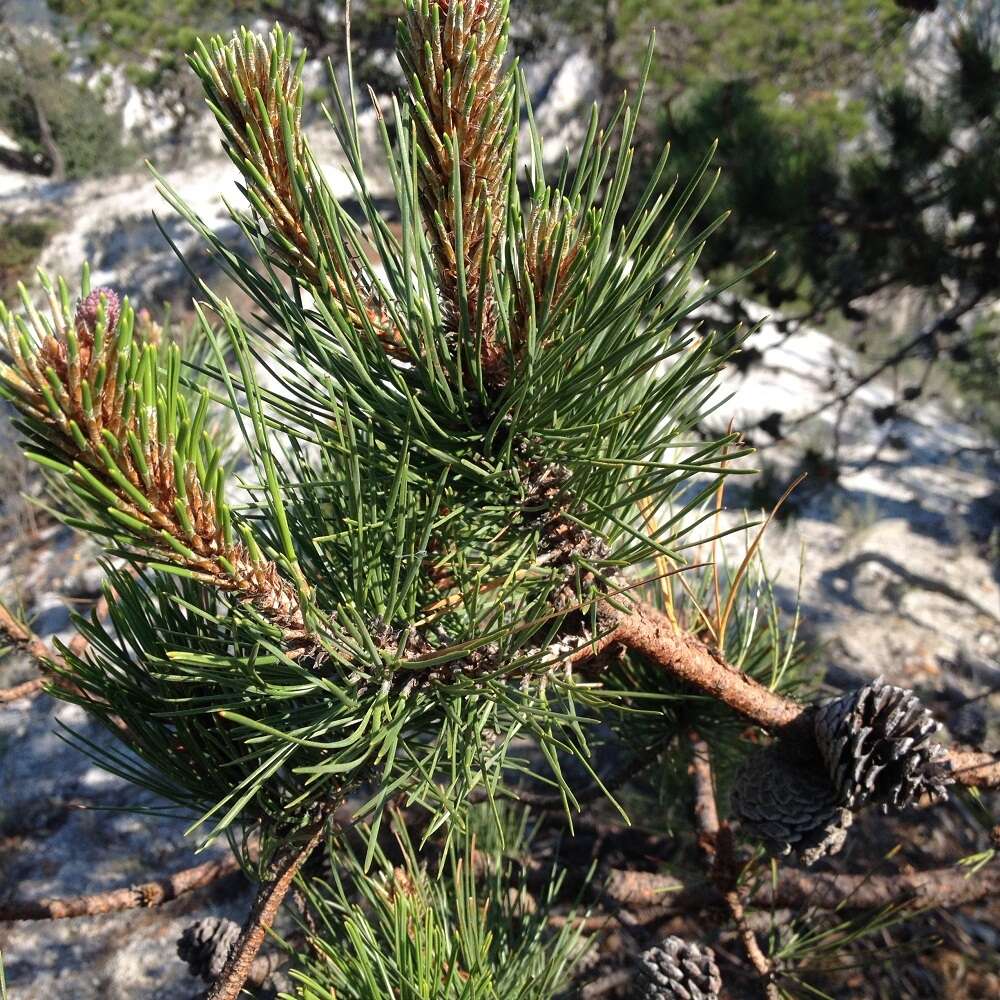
[
  {"left": 1, "top": 38, "right": 998, "bottom": 1000},
  {"left": 709, "top": 305, "right": 1000, "bottom": 701}
]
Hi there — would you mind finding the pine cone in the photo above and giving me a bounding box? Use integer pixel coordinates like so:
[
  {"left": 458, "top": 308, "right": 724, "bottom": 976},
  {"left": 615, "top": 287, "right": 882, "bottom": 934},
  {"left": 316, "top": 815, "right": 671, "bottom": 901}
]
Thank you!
[
  {"left": 730, "top": 743, "right": 853, "bottom": 865},
  {"left": 632, "top": 936, "right": 722, "bottom": 1000},
  {"left": 814, "top": 677, "right": 953, "bottom": 812},
  {"left": 177, "top": 917, "right": 241, "bottom": 982}
]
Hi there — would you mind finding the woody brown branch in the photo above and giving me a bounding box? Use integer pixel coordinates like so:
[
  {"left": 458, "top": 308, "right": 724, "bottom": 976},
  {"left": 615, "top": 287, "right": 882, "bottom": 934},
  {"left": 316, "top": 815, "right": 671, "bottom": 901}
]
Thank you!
[
  {"left": 605, "top": 600, "right": 999, "bottom": 789},
  {"left": 0, "top": 602, "right": 61, "bottom": 669},
  {"left": 717, "top": 834, "right": 778, "bottom": 1000},
  {"left": 690, "top": 734, "right": 778, "bottom": 1000},
  {"left": 611, "top": 603, "right": 807, "bottom": 736},
  {"left": 689, "top": 733, "right": 720, "bottom": 854},
  {"left": 205, "top": 812, "right": 330, "bottom": 1000},
  {"left": 600, "top": 859, "right": 1000, "bottom": 914},
  {"left": 0, "top": 601, "right": 136, "bottom": 735},
  {"left": 0, "top": 675, "right": 45, "bottom": 703},
  {"left": 0, "top": 856, "right": 240, "bottom": 921},
  {"left": 0, "top": 602, "right": 84, "bottom": 702}
]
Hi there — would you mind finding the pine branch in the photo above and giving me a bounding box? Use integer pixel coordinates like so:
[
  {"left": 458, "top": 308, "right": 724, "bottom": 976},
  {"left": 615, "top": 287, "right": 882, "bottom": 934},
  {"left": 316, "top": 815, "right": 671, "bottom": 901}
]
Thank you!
[
  {"left": 0, "top": 600, "right": 63, "bottom": 671},
  {"left": 0, "top": 856, "right": 240, "bottom": 922},
  {"left": 597, "top": 858, "right": 1000, "bottom": 915},
  {"left": 178, "top": 917, "right": 302, "bottom": 988},
  {"left": 397, "top": 0, "right": 514, "bottom": 381},
  {"left": 689, "top": 733, "right": 720, "bottom": 851},
  {"left": 0, "top": 275, "right": 305, "bottom": 634},
  {"left": 188, "top": 27, "right": 404, "bottom": 358},
  {"left": 204, "top": 811, "right": 330, "bottom": 1000},
  {"left": 1, "top": 586, "right": 116, "bottom": 705},
  {"left": 0, "top": 600, "right": 94, "bottom": 708},
  {"left": 609, "top": 601, "right": 807, "bottom": 735},
  {"left": 690, "top": 735, "right": 778, "bottom": 1000},
  {"left": 716, "top": 829, "right": 778, "bottom": 1000},
  {"left": 602, "top": 600, "right": 998, "bottom": 788},
  {"left": 0, "top": 676, "right": 44, "bottom": 703}
]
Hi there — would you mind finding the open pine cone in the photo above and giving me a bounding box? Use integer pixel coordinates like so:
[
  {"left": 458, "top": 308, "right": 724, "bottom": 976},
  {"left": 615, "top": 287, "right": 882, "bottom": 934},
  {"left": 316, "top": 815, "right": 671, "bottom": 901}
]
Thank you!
[
  {"left": 730, "top": 744, "right": 853, "bottom": 865},
  {"left": 814, "top": 677, "right": 953, "bottom": 812},
  {"left": 177, "top": 917, "right": 241, "bottom": 982},
  {"left": 632, "top": 935, "right": 722, "bottom": 1000}
]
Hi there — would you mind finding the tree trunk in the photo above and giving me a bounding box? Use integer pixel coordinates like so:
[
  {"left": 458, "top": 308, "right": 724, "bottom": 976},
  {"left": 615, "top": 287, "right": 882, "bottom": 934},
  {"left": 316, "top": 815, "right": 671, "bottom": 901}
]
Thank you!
[
  {"left": 0, "top": 14, "right": 67, "bottom": 182},
  {"left": 25, "top": 84, "right": 66, "bottom": 182}
]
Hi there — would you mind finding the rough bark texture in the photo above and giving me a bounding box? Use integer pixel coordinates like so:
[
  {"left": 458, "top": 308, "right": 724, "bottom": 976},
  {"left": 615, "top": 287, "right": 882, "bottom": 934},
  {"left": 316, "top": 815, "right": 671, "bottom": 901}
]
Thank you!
[
  {"left": 0, "top": 675, "right": 45, "bottom": 703},
  {"left": 0, "top": 603, "right": 63, "bottom": 669},
  {"left": 0, "top": 856, "right": 240, "bottom": 921},
  {"left": 689, "top": 734, "right": 720, "bottom": 854},
  {"left": 0, "top": 602, "right": 132, "bottom": 731},
  {"left": 204, "top": 817, "right": 328, "bottom": 1000},
  {"left": 612, "top": 605, "right": 808, "bottom": 736},
  {"left": 609, "top": 602, "right": 998, "bottom": 789},
  {"left": 690, "top": 734, "right": 778, "bottom": 1000},
  {"left": 599, "top": 860, "right": 1000, "bottom": 913}
]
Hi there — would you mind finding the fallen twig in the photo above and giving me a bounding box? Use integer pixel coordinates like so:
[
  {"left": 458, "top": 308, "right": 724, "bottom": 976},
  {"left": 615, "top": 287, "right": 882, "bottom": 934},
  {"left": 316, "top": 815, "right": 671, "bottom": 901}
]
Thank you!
[
  {"left": 0, "top": 855, "right": 241, "bottom": 921},
  {"left": 598, "top": 859, "right": 1000, "bottom": 914}
]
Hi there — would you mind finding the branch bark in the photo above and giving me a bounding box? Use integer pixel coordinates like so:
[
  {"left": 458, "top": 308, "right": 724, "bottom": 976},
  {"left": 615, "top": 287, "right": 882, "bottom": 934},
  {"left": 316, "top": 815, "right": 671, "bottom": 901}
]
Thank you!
[
  {"left": 604, "top": 601, "right": 999, "bottom": 789},
  {"left": 599, "top": 859, "right": 1000, "bottom": 914},
  {"left": 205, "top": 813, "right": 329, "bottom": 1000},
  {"left": 689, "top": 733, "right": 720, "bottom": 850},
  {"left": 611, "top": 604, "right": 808, "bottom": 737},
  {"left": 0, "top": 855, "right": 240, "bottom": 921},
  {"left": 0, "top": 602, "right": 64, "bottom": 669},
  {"left": 0, "top": 602, "right": 83, "bottom": 704},
  {"left": 0, "top": 675, "right": 45, "bottom": 703},
  {"left": 690, "top": 734, "right": 778, "bottom": 1000},
  {"left": 0, "top": 601, "right": 134, "bottom": 737}
]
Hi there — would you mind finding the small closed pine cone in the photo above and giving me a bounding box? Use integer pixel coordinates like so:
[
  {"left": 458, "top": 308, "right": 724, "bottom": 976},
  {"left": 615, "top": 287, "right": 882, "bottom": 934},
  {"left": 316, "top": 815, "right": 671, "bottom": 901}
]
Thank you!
[
  {"left": 730, "top": 743, "right": 853, "bottom": 866},
  {"left": 177, "top": 917, "right": 241, "bottom": 981},
  {"left": 814, "top": 677, "right": 953, "bottom": 812},
  {"left": 632, "top": 936, "right": 722, "bottom": 1000}
]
